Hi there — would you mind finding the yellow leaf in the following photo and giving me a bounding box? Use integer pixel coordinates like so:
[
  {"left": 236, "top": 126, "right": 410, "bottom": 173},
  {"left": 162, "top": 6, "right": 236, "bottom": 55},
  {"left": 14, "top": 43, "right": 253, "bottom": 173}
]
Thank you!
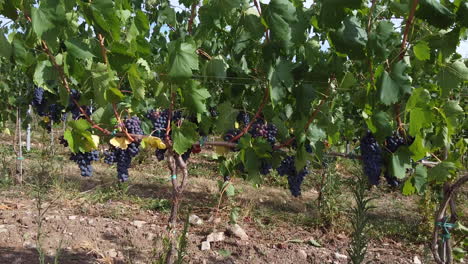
[
  {"left": 43, "top": 116, "right": 50, "bottom": 123},
  {"left": 142, "top": 136, "right": 167, "bottom": 149},
  {"left": 91, "top": 135, "right": 100, "bottom": 147},
  {"left": 234, "top": 122, "right": 239, "bottom": 129},
  {"left": 110, "top": 137, "right": 131, "bottom": 149},
  {"left": 214, "top": 145, "right": 230, "bottom": 156}
]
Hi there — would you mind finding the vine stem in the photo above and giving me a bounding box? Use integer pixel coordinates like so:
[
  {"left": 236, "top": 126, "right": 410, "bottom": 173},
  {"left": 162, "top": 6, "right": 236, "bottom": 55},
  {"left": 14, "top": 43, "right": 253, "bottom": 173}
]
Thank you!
[
  {"left": 394, "top": 0, "right": 419, "bottom": 128},
  {"left": 40, "top": 40, "right": 111, "bottom": 135},
  {"left": 98, "top": 34, "right": 108, "bottom": 65},
  {"left": 229, "top": 81, "right": 269, "bottom": 143},
  {"left": 112, "top": 103, "right": 134, "bottom": 142},
  {"left": 187, "top": 1, "right": 199, "bottom": 35},
  {"left": 367, "top": 0, "right": 377, "bottom": 86},
  {"left": 431, "top": 174, "right": 468, "bottom": 264}
]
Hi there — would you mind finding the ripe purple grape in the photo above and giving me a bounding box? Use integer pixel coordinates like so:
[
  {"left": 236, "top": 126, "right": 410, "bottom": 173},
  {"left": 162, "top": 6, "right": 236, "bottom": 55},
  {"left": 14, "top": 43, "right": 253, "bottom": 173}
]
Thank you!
[
  {"left": 276, "top": 156, "right": 309, "bottom": 197},
  {"left": 236, "top": 111, "right": 250, "bottom": 126},
  {"left": 70, "top": 150, "right": 100, "bottom": 177},
  {"left": 223, "top": 128, "right": 241, "bottom": 143},
  {"left": 360, "top": 132, "right": 383, "bottom": 186}
]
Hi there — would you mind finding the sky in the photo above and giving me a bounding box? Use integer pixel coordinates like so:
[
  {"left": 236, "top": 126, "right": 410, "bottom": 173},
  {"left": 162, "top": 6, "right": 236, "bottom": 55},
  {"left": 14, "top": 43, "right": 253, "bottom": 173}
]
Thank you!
[{"left": 1, "top": 1, "right": 467, "bottom": 58}]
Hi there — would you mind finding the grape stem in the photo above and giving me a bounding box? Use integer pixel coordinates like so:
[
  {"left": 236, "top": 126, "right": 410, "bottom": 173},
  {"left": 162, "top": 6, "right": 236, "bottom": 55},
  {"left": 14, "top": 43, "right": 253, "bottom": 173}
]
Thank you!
[
  {"left": 41, "top": 40, "right": 111, "bottom": 135},
  {"left": 229, "top": 81, "right": 269, "bottom": 143},
  {"left": 98, "top": 34, "right": 108, "bottom": 65},
  {"left": 187, "top": 1, "right": 199, "bottom": 35},
  {"left": 394, "top": 0, "right": 419, "bottom": 129},
  {"left": 112, "top": 103, "right": 134, "bottom": 142}
]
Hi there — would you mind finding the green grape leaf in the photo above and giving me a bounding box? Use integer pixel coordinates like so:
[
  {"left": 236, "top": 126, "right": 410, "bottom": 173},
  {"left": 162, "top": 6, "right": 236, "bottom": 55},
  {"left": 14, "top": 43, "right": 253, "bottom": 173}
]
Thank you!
[
  {"left": 31, "top": 6, "right": 55, "bottom": 38},
  {"left": 269, "top": 59, "right": 294, "bottom": 104},
  {"left": 402, "top": 179, "right": 416, "bottom": 195},
  {"left": 158, "top": 6, "right": 177, "bottom": 26},
  {"left": 128, "top": 64, "right": 146, "bottom": 100},
  {"left": 215, "top": 101, "right": 238, "bottom": 134},
  {"left": 437, "top": 60, "right": 468, "bottom": 97},
  {"left": 368, "top": 111, "right": 394, "bottom": 142},
  {"left": 378, "top": 71, "right": 400, "bottom": 105},
  {"left": 413, "top": 164, "right": 427, "bottom": 194},
  {"left": 172, "top": 121, "right": 198, "bottom": 155},
  {"left": 368, "top": 21, "right": 398, "bottom": 59},
  {"left": 329, "top": 16, "right": 368, "bottom": 60},
  {"left": 182, "top": 80, "right": 210, "bottom": 113},
  {"left": 409, "top": 107, "right": 433, "bottom": 136},
  {"left": 415, "top": 0, "right": 455, "bottom": 29},
  {"left": 406, "top": 88, "right": 431, "bottom": 111},
  {"left": 378, "top": 61, "right": 412, "bottom": 105},
  {"left": 204, "top": 55, "right": 228, "bottom": 79},
  {"left": 428, "top": 161, "right": 457, "bottom": 184},
  {"left": 0, "top": 32, "right": 12, "bottom": 59},
  {"left": 167, "top": 40, "right": 198, "bottom": 78},
  {"left": 319, "top": 0, "right": 363, "bottom": 29},
  {"left": 409, "top": 136, "right": 428, "bottom": 161},
  {"left": 390, "top": 146, "right": 412, "bottom": 179},
  {"left": 64, "top": 39, "right": 96, "bottom": 59},
  {"left": 262, "top": 0, "right": 297, "bottom": 48},
  {"left": 69, "top": 119, "right": 91, "bottom": 132},
  {"left": 90, "top": 63, "right": 119, "bottom": 106},
  {"left": 413, "top": 41, "right": 431, "bottom": 61},
  {"left": 243, "top": 147, "right": 261, "bottom": 183}
]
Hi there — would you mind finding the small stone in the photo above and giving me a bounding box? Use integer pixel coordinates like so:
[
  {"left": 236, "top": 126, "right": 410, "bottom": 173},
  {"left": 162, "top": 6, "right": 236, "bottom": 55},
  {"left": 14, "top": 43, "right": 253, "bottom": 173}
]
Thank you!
[
  {"left": 68, "top": 215, "right": 77, "bottom": 220},
  {"left": 227, "top": 224, "right": 248, "bottom": 240},
  {"left": 23, "top": 241, "right": 36, "bottom": 249},
  {"left": 297, "top": 249, "right": 307, "bottom": 260},
  {"left": 201, "top": 241, "right": 211, "bottom": 251},
  {"left": 88, "top": 219, "right": 94, "bottom": 225},
  {"left": 107, "top": 249, "right": 118, "bottom": 258},
  {"left": 334, "top": 252, "right": 348, "bottom": 260},
  {"left": 206, "top": 232, "right": 225, "bottom": 242},
  {"left": 131, "top": 220, "right": 147, "bottom": 228},
  {"left": 0, "top": 228, "right": 7, "bottom": 234},
  {"left": 413, "top": 256, "right": 422, "bottom": 264},
  {"left": 189, "top": 214, "right": 204, "bottom": 226},
  {"left": 145, "top": 233, "right": 156, "bottom": 241}
]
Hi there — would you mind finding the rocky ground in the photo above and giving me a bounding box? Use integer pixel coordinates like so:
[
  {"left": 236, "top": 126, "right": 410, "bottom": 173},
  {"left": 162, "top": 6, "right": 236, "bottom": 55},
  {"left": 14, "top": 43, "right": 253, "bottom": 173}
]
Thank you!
[{"left": 0, "top": 141, "right": 462, "bottom": 264}]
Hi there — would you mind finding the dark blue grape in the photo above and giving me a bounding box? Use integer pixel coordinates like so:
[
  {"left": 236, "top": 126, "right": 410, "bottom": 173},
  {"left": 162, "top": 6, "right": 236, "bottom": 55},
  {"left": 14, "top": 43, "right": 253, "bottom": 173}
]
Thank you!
[
  {"left": 360, "top": 132, "right": 383, "bottom": 186},
  {"left": 48, "top": 104, "right": 63, "bottom": 123},
  {"left": 59, "top": 136, "right": 68, "bottom": 147},
  {"left": 155, "top": 149, "right": 166, "bottom": 161},
  {"left": 32, "top": 87, "right": 47, "bottom": 116},
  {"left": 236, "top": 111, "right": 250, "bottom": 126},
  {"left": 209, "top": 107, "right": 218, "bottom": 118},
  {"left": 70, "top": 150, "right": 100, "bottom": 177},
  {"left": 276, "top": 156, "right": 309, "bottom": 197},
  {"left": 223, "top": 128, "right": 241, "bottom": 143},
  {"left": 124, "top": 116, "right": 144, "bottom": 135},
  {"left": 260, "top": 160, "right": 272, "bottom": 175},
  {"left": 182, "top": 148, "right": 192, "bottom": 162}
]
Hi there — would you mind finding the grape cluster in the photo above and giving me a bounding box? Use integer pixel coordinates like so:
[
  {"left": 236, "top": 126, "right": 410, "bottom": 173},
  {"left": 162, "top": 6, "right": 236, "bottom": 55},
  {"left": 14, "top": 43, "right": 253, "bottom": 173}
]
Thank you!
[
  {"left": 59, "top": 136, "right": 68, "bottom": 147},
  {"left": 360, "top": 132, "right": 383, "bottom": 186},
  {"left": 249, "top": 120, "right": 278, "bottom": 145},
  {"left": 48, "top": 104, "right": 64, "bottom": 123},
  {"left": 104, "top": 116, "right": 143, "bottom": 182},
  {"left": 70, "top": 150, "right": 100, "bottom": 177},
  {"left": 236, "top": 111, "right": 250, "bottom": 126},
  {"left": 276, "top": 156, "right": 309, "bottom": 197},
  {"left": 68, "top": 89, "right": 92, "bottom": 120},
  {"left": 223, "top": 128, "right": 241, "bottom": 143},
  {"left": 155, "top": 149, "right": 166, "bottom": 161},
  {"left": 32, "top": 87, "right": 47, "bottom": 116},
  {"left": 384, "top": 133, "right": 405, "bottom": 153},
  {"left": 146, "top": 109, "right": 169, "bottom": 138},
  {"left": 209, "top": 107, "right": 218, "bottom": 118},
  {"left": 124, "top": 116, "right": 144, "bottom": 135},
  {"left": 260, "top": 160, "right": 272, "bottom": 175}
]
